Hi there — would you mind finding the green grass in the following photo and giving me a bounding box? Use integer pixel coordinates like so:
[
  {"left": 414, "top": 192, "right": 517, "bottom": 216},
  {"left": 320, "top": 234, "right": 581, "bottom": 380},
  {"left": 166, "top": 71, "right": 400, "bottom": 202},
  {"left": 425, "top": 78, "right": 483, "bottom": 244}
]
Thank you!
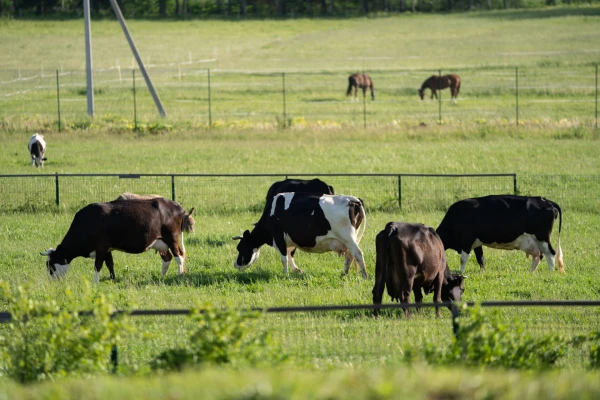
[{"left": 1, "top": 6, "right": 599, "bottom": 131}]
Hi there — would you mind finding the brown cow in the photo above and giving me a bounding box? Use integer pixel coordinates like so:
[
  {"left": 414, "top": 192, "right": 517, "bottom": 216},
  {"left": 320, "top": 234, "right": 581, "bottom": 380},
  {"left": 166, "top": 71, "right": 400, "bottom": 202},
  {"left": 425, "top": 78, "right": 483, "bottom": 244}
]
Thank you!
[
  {"left": 372, "top": 222, "right": 465, "bottom": 317},
  {"left": 41, "top": 198, "right": 194, "bottom": 283},
  {"left": 418, "top": 74, "right": 461, "bottom": 100},
  {"left": 116, "top": 193, "right": 195, "bottom": 233}
]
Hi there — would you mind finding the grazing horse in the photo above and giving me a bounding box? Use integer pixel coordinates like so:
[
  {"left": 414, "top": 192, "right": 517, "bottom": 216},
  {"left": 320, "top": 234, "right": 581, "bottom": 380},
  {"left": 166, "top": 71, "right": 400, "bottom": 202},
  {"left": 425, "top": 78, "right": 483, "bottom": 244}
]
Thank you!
[
  {"left": 419, "top": 74, "right": 461, "bottom": 100},
  {"left": 346, "top": 73, "right": 375, "bottom": 101}
]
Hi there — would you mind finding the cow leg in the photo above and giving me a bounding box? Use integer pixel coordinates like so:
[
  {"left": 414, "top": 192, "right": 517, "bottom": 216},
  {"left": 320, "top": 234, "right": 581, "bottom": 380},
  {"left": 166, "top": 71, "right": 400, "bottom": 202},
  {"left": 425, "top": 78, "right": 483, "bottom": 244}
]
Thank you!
[
  {"left": 287, "top": 247, "right": 303, "bottom": 273},
  {"left": 105, "top": 252, "right": 116, "bottom": 280},
  {"left": 161, "top": 250, "right": 173, "bottom": 276},
  {"left": 372, "top": 231, "right": 388, "bottom": 317},
  {"left": 539, "top": 241, "right": 556, "bottom": 271},
  {"left": 459, "top": 250, "right": 471, "bottom": 274},
  {"left": 412, "top": 286, "right": 423, "bottom": 314},
  {"left": 433, "top": 272, "right": 444, "bottom": 318},
  {"left": 93, "top": 250, "right": 107, "bottom": 284},
  {"left": 474, "top": 246, "right": 485, "bottom": 271},
  {"left": 530, "top": 254, "right": 541, "bottom": 272},
  {"left": 166, "top": 233, "right": 186, "bottom": 275},
  {"left": 346, "top": 242, "right": 368, "bottom": 280}
]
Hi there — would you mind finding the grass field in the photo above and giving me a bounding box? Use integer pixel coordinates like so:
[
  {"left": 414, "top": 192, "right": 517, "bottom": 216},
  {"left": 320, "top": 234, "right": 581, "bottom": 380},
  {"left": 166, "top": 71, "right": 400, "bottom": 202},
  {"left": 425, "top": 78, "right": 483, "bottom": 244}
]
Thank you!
[{"left": 1, "top": 6, "right": 600, "bottom": 397}]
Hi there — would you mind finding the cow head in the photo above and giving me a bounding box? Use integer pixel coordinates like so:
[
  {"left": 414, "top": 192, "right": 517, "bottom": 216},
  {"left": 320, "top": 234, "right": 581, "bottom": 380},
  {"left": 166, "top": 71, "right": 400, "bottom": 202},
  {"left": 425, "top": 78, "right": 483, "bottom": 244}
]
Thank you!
[
  {"left": 41, "top": 248, "right": 70, "bottom": 280},
  {"left": 442, "top": 273, "right": 466, "bottom": 303},
  {"left": 232, "top": 230, "right": 261, "bottom": 271},
  {"left": 183, "top": 208, "right": 195, "bottom": 233}
]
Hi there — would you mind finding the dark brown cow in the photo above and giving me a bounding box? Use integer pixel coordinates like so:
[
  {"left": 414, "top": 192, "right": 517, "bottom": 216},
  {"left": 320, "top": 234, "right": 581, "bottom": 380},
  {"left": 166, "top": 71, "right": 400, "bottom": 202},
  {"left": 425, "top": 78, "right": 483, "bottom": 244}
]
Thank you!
[
  {"left": 347, "top": 73, "right": 375, "bottom": 101},
  {"left": 115, "top": 193, "right": 195, "bottom": 233},
  {"left": 372, "top": 222, "right": 465, "bottom": 317},
  {"left": 41, "top": 198, "right": 194, "bottom": 283},
  {"left": 418, "top": 74, "right": 461, "bottom": 100}
]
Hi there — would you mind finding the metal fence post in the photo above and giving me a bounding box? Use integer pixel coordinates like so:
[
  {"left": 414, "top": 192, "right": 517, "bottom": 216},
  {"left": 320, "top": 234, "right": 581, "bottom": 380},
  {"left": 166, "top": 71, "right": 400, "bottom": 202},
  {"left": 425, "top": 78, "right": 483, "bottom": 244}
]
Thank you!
[
  {"left": 171, "top": 175, "right": 176, "bottom": 201},
  {"left": 111, "top": 345, "right": 118, "bottom": 373},
  {"left": 362, "top": 69, "right": 367, "bottom": 130},
  {"left": 55, "top": 173, "right": 60, "bottom": 206},
  {"left": 56, "top": 70, "right": 61, "bottom": 132},
  {"left": 207, "top": 68, "right": 212, "bottom": 130},
  {"left": 133, "top": 69, "right": 137, "bottom": 131},
  {"left": 516, "top": 67, "right": 519, "bottom": 127},
  {"left": 595, "top": 64, "right": 598, "bottom": 129},
  {"left": 397, "top": 175, "right": 402, "bottom": 209},
  {"left": 438, "top": 69, "right": 442, "bottom": 125},
  {"left": 513, "top": 174, "right": 518, "bottom": 195},
  {"left": 282, "top": 72, "right": 287, "bottom": 128},
  {"left": 451, "top": 303, "right": 460, "bottom": 338}
]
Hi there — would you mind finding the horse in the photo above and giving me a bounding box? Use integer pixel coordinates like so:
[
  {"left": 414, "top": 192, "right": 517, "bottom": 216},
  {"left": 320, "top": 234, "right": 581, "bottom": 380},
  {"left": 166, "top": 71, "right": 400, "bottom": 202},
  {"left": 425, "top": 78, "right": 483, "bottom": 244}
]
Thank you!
[
  {"left": 346, "top": 73, "right": 375, "bottom": 102},
  {"left": 418, "top": 74, "right": 461, "bottom": 100}
]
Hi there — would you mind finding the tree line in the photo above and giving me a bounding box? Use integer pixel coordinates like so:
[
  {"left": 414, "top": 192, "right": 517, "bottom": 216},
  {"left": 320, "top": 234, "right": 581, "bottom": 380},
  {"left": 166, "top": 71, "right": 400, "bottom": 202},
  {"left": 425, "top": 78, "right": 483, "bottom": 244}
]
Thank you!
[{"left": 1, "top": 0, "right": 583, "bottom": 18}]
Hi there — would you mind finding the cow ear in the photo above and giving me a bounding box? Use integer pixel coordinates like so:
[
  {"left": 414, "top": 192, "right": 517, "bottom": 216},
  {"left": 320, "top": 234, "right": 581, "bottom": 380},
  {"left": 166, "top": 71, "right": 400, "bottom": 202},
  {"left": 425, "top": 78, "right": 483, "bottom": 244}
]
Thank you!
[
  {"left": 232, "top": 235, "right": 243, "bottom": 240},
  {"left": 188, "top": 207, "right": 195, "bottom": 216},
  {"left": 40, "top": 248, "right": 54, "bottom": 256}
]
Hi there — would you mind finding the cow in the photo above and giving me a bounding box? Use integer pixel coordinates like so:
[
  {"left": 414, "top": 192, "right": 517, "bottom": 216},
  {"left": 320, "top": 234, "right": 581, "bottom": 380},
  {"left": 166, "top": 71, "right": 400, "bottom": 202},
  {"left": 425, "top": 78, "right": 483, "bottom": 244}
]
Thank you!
[
  {"left": 435, "top": 195, "right": 564, "bottom": 274},
  {"left": 233, "top": 193, "right": 368, "bottom": 279},
  {"left": 41, "top": 198, "right": 194, "bottom": 283},
  {"left": 372, "top": 222, "right": 466, "bottom": 317},
  {"left": 28, "top": 133, "right": 47, "bottom": 168},
  {"left": 115, "top": 193, "right": 195, "bottom": 233}
]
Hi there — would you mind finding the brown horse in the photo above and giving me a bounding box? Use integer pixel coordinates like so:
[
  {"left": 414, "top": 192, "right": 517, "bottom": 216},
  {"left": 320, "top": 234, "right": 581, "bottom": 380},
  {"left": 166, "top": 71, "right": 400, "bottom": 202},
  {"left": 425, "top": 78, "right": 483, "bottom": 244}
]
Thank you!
[
  {"left": 346, "top": 73, "right": 375, "bottom": 101},
  {"left": 418, "top": 74, "right": 461, "bottom": 100}
]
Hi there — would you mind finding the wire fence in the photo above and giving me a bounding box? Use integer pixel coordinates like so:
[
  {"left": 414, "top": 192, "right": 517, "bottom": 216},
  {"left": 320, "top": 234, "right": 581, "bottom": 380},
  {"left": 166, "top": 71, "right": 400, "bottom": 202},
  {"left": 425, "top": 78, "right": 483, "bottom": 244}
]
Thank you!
[
  {"left": 1, "top": 301, "right": 599, "bottom": 370},
  {"left": 0, "top": 172, "right": 598, "bottom": 213},
  {"left": 0, "top": 65, "right": 598, "bottom": 130}
]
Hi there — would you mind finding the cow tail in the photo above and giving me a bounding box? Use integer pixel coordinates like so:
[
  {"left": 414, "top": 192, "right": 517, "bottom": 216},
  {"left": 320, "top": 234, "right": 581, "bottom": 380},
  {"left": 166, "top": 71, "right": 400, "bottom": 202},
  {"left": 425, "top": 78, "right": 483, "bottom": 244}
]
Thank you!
[
  {"left": 551, "top": 201, "right": 564, "bottom": 273},
  {"left": 356, "top": 199, "right": 367, "bottom": 244}
]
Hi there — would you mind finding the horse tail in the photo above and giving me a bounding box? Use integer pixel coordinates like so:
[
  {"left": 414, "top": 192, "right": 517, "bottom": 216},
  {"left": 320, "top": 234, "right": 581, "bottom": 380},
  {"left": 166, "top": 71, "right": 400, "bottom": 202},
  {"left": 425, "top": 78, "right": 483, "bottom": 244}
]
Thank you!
[{"left": 346, "top": 77, "right": 354, "bottom": 96}]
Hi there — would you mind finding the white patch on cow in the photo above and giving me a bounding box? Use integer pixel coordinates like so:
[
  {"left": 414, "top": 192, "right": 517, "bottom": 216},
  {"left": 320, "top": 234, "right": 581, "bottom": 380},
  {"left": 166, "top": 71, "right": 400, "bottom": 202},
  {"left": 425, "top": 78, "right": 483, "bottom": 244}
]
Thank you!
[
  {"left": 270, "top": 192, "right": 295, "bottom": 216},
  {"left": 287, "top": 247, "right": 303, "bottom": 274},
  {"left": 162, "top": 260, "right": 171, "bottom": 275},
  {"left": 50, "top": 263, "right": 70, "bottom": 280},
  {"left": 93, "top": 270, "right": 100, "bottom": 284},
  {"left": 41, "top": 248, "right": 54, "bottom": 256},
  {"left": 460, "top": 251, "right": 470, "bottom": 273},
  {"left": 473, "top": 234, "right": 554, "bottom": 271},
  {"left": 180, "top": 232, "right": 185, "bottom": 255},
  {"left": 234, "top": 248, "right": 260, "bottom": 271},
  {"left": 175, "top": 256, "right": 185, "bottom": 274},
  {"left": 89, "top": 251, "right": 96, "bottom": 259},
  {"left": 147, "top": 239, "right": 169, "bottom": 252}
]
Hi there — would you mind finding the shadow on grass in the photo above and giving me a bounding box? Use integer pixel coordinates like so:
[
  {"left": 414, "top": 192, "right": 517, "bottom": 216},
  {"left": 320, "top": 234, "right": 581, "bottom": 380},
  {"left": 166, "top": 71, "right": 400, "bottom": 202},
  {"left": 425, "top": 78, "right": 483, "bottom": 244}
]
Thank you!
[{"left": 469, "top": 6, "right": 600, "bottom": 20}]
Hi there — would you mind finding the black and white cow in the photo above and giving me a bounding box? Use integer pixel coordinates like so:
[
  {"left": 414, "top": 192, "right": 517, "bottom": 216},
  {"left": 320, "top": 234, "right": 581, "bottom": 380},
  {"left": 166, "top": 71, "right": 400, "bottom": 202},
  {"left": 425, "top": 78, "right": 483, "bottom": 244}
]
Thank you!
[
  {"left": 436, "top": 195, "right": 564, "bottom": 273},
  {"left": 372, "top": 222, "right": 465, "bottom": 317},
  {"left": 233, "top": 193, "right": 368, "bottom": 279},
  {"left": 28, "top": 133, "right": 47, "bottom": 168},
  {"left": 41, "top": 198, "right": 194, "bottom": 283}
]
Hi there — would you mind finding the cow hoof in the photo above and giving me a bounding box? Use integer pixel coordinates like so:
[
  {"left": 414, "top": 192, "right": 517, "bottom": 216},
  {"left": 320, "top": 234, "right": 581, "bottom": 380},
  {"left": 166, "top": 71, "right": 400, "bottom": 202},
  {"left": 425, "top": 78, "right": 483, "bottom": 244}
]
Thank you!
[
  {"left": 292, "top": 268, "right": 304, "bottom": 274},
  {"left": 361, "top": 273, "right": 369, "bottom": 280}
]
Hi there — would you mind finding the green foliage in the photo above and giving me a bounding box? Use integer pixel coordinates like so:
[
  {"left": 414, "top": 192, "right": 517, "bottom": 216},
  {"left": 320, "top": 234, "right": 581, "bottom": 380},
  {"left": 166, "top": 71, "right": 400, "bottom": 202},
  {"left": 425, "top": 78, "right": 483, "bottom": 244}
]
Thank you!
[
  {"left": 407, "top": 304, "right": 569, "bottom": 369},
  {"left": 150, "top": 303, "right": 286, "bottom": 372},
  {"left": 0, "top": 281, "right": 129, "bottom": 383}
]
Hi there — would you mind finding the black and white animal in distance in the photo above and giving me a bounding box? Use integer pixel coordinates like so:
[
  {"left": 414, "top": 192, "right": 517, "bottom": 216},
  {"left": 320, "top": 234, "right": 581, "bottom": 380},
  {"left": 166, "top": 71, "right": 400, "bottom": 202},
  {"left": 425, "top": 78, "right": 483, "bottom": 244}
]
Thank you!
[
  {"left": 28, "top": 133, "right": 47, "bottom": 167},
  {"left": 42, "top": 198, "right": 195, "bottom": 283},
  {"left": 233, "top": 193, "right": 368, "bottom": 279},
  {"left": 436, "top": 195, "right": 564, "bottom": 273},
  {"left": 372, "top": 222, "right": 465, "bottom": 317}
]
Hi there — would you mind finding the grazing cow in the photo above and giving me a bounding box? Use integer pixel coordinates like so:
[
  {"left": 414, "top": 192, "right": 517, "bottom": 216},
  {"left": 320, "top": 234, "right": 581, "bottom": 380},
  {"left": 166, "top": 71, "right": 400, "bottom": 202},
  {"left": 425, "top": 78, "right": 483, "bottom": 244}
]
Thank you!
[
  {"left": 436, "top": 195, "right": 564, "bottom": 273},
  {"left": 41, "top": 198, "right": 194, "bottom": 283},
  {"left": 28, "top": 133, "right": 47, "bottom": 168},
  {"left": 372, "top": 222, "right": 466, "bottom": 317},
  {"left": 233, "top": 193, "right": 368, "bottom": 279},
  {"left": 115, "top": 193, "right": 196, "bottom": 233}
]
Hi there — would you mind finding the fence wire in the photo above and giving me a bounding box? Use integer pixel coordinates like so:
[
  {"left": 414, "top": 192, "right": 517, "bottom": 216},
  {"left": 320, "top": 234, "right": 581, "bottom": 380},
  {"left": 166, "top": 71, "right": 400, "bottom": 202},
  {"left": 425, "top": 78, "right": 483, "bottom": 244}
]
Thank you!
[{"left": 1, "top": 65, "right": 598, "bottom": 128}]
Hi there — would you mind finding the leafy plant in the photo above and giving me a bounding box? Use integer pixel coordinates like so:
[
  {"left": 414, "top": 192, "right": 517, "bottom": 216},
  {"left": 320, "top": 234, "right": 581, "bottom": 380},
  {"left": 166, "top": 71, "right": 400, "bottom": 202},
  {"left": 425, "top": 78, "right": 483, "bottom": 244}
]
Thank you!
[
  {"left": 151, "top": 303, "right": 286, "bottom": 372},
  {"left": 0, "top": 281, "right": 129, "bottom": 383}
]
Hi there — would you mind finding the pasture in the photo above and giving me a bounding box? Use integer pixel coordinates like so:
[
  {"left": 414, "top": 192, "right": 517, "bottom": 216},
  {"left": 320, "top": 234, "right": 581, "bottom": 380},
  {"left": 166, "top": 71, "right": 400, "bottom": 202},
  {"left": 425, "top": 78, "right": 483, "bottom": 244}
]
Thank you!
[{"left": 1, "top": 6, "right": 600, "bottom": 397}]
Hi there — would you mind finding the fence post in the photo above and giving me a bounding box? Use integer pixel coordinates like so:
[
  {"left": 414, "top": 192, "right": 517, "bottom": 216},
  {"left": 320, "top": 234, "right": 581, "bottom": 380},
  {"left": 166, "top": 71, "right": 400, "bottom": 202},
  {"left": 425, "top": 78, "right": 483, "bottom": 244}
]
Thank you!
[
  {"left": 282, "top": 72, "right": 287, "bottom": 128},
  {"left": 515, "top": 67, "right": 519, "bottom": 127},
  {"left": 207, "top": 68, "right": 212, "bottom": 130},
  {"left": 513, "top": 174, "right": 518, "bottom": 195},
  {"left": 171, "top": 175, "right": 176, "bottom": 201},
  {"left": 595, "top": 64, "right": 598, "bottom": 129},
  {"left": 451, "top": 303, "right": 460, "bottom": 338},
  {"left": 56, "top": 70, "right": 61, "bottom": 132},
  {"left": 362, "top": 69, "right": 367, "bottom": 130},
  {"left": 397, "top": 175, "right": 402, "bottom": 209},
  {"left": 438, "top": 69, "right": 442, "bottom": 124},
  {"left": 55, "top": 173, "right": 60, "bottom": 206},
  {"left": 133, "top": 69, "right": 137, "bottom": 131}
]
